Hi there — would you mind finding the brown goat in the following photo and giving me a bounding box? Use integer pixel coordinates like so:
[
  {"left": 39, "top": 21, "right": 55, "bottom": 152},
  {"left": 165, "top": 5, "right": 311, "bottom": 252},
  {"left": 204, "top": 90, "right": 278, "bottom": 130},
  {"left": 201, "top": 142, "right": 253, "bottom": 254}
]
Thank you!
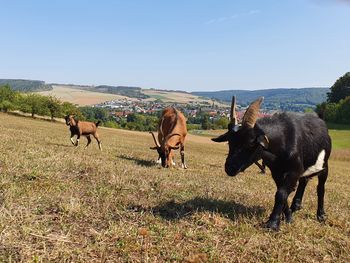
[
  {"left": 65, "top": 115, "right": 102, "bottom": 151},
  {"left": 150, "top": 107, "right": 187, "bottom": 168}
]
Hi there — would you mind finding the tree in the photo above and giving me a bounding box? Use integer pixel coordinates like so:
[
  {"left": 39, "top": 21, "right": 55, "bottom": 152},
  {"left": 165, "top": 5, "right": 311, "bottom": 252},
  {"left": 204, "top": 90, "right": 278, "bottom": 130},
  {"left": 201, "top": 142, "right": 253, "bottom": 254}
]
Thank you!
[
  {"left": 62, "top": 102, "right": 81, "bottom": 118},
  {"left": 20, "top": 93, "right": 48, "bottom": 118},
  {"left": 337, "top": 97, "right": 350, "bottom": 124},
  {"left": 201, "top": 113, "right": 211, "bottom": 130},
  {"left": 0, "top": 100, "right": 16, "bottom": 112},
  {"left": 327, "top": 72, "right": 350, "bottom": 103},
  {"left": 214, "top": 116, "right": 229, "bottom": 129},
  {"left": 0, "top": 85, "right": 20, "bottom": 112},
  {"left": 45, "top": 96, "right": 62, "bottom": 120},
  {"left": 79, "top": 106, "right": 109, "bottom": 122}
]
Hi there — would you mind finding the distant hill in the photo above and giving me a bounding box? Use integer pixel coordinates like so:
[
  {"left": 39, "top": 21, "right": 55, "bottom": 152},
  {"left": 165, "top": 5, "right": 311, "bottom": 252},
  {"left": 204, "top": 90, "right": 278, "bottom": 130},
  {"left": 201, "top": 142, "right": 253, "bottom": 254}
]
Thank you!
[
  {"left": 0, "top": 78, "right": 330, "bottom": 111},
  {"left": 192, "top": 88, "right": 329, "bottom": 111},
  {"left": 65, "top": 84, "right": 149, "bottom": 99},
  {"left": 0, "top": 79, "right": 52, "bottom": 92}
]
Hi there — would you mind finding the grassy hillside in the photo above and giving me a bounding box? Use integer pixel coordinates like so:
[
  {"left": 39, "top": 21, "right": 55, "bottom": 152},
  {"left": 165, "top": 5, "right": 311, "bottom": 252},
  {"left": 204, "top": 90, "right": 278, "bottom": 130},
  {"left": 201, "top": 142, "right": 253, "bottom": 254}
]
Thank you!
[
  {"left": 38, "top": 85, "right": 228, "bottom": 106},
  {"left": 142, "top": 89, "right": 227, "bottom": 106},
  {"left": 0, "top": 113, "right": 349, "bottom": 262},
  {"left": 38, "top": 85, "right": 132, "bottom": 106}
]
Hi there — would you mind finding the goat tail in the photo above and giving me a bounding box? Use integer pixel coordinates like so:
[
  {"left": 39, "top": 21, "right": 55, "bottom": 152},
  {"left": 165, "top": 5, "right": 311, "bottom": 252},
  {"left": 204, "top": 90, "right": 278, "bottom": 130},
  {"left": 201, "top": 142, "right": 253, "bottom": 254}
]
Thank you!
[{"left": 95, "top": 120, "right": 101, "bottom": 127}]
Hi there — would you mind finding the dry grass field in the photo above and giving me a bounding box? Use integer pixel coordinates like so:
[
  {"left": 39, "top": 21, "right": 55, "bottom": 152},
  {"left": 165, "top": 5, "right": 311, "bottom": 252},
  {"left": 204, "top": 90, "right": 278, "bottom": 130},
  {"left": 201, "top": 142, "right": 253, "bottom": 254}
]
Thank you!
[
  {"left": 141, "top": 90, "right": 228, "bottom": 107},
  {"left": 38, "top": 86, "right": 131, "bottom": 106},
  {"left": 0, "top": 113, "right": 349, "bottom": 262},
  {"left": 142, "top": 90, "right": 210, "bottom": 104},
  {"left": 37, "top": 86, "right": 227, "bottom": 107}
]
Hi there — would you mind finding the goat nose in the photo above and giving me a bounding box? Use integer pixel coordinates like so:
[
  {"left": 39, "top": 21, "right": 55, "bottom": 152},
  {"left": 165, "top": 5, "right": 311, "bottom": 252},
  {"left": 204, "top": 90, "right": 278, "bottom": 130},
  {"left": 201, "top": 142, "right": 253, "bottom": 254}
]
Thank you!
[{"left": 225, "top": 164, "right": 239, "bottom": 177}]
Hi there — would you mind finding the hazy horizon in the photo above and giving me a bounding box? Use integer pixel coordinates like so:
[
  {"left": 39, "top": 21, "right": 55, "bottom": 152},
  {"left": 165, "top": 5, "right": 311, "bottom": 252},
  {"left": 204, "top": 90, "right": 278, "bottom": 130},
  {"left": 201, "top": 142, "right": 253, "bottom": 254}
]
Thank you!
[
  {"left": 1, "top": 0, "right": 349, "bottom": 91},
  {"left": 0, "top": 78, "right": 331, "bottom": 93}
]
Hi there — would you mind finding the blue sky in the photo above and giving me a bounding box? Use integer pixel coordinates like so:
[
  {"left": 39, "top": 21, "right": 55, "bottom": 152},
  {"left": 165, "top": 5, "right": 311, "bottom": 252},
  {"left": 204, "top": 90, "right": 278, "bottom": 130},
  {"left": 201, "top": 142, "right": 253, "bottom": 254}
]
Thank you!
[{"left": 0, "top": 0, "right": 349, "bottom": 91}]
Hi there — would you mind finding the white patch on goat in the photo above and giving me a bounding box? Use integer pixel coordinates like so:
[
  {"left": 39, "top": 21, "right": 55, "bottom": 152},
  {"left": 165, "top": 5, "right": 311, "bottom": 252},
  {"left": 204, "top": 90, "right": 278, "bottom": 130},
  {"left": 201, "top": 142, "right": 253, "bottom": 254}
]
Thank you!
[
  {"left": 302, "top": 149, "right": 325, "bottom": 177},
  {"left": 70, "top": 138, "right": 75, "bottom": 144},
  {"left": 156, "top": 157, "right": 161, "bottom": 164}
]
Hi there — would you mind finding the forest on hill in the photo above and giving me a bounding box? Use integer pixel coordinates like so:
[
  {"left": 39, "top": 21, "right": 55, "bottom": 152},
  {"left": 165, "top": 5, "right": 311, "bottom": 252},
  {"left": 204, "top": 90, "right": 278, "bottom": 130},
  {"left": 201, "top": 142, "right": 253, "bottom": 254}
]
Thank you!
[
  {"left": 0, "top": 79, "right": 52, "bottom": 92},
  {"left": 90, "top": 85, "right": 148, "bottom": 99},
  {"left": 192, "top": 88, "right": 329, "bottom": 111}
]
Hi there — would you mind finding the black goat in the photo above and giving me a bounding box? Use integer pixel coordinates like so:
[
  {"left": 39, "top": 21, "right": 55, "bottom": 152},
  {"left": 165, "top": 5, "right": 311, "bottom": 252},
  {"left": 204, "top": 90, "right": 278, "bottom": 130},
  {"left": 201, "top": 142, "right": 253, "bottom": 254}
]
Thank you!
[{"left": 212, "top": 96, "right": 332, "bottom": 231}]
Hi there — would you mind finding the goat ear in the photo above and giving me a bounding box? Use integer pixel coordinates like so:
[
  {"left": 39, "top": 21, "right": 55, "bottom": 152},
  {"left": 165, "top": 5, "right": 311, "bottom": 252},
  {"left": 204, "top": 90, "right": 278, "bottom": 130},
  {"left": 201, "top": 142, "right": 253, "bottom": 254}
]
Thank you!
[
  {"left": 211, "top": 132, "right": 228, "bottom": 143},
  {"left": 257, "top": 135, "right": 269, "bottom": 149},
  {"left": 150, "top": 146, "right": 158, "bottom": 150}
]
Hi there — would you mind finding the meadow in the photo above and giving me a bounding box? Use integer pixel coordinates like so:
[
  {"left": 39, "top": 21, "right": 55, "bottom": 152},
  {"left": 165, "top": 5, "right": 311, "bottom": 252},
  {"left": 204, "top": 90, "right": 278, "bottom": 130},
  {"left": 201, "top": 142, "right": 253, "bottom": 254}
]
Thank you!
[
  {"left": 0, "top": 113, "right": 349, "bottom": 262},
  {"left": 37, "top": 86, "right": 130, "bottom": 106}
]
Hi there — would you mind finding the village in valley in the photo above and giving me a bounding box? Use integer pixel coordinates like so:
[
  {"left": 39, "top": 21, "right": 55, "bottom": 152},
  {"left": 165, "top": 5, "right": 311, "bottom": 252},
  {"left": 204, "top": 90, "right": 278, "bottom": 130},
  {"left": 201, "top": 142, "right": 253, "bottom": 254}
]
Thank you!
[{"left": 94, "top": 97, "right": 272, "bottom": 124}]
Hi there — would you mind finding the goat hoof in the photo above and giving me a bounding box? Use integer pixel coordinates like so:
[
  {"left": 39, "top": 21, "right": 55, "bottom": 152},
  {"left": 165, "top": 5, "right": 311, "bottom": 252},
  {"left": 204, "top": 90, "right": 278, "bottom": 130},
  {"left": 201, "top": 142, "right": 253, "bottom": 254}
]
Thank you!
[
  {"left": 291, "top": 203, "right": 302, "bottom": 213},
  {"left": 285, "top": 215, "right": 293, "bottom": 224},
  {"left": 181, "top": 164, "right": 188, "bottom": 169},
  {"left": 317, "top": 213, "right": 327, "bottom": 222},
  {"left": 263, "top": 220, "right": 280, "bottom": 231}
]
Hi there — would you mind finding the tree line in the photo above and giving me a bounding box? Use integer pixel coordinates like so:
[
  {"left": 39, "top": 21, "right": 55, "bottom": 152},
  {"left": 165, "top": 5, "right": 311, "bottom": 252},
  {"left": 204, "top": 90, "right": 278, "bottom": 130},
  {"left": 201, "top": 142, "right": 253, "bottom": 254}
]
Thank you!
[
  {"left": 0, "top": 79, "right": 52, "bottom": 92},
  {"left": 0, "top": 85, "right": 79, "bottom": 119},
  {"left": 316, "top": 72, "right": 350, "bottom": 124}
]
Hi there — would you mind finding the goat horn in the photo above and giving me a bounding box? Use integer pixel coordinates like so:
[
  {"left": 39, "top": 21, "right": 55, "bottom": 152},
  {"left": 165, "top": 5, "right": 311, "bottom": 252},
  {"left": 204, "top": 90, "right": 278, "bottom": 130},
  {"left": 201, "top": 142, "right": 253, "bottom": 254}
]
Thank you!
[
  {"left": 149, "top": 132, "right": 160, "bottom": 148},
  {"left": 159, "top": 117, "right": 164, "bottom": 138},
  {"left": 242, "top": 97, "right": 264, "bottom": 128},
  {"left": 230, "top": 96, "right": 238, "bottom": 125}
]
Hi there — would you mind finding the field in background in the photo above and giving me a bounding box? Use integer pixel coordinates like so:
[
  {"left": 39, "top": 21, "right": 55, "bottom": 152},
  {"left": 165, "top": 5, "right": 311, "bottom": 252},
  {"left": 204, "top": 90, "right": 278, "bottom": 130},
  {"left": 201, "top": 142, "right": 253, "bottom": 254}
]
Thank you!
[
  {"left": 0, "top": 113, "right": 349, "bottom": 262},
  {"left": 37, "top": 85, "right": 131, "bottom": 106},
  {"left": 37, "top": 85, "right": 228, "bottom": 106},
  {"left": 142, "top": 89, "right": 224, "bottom": 105}
]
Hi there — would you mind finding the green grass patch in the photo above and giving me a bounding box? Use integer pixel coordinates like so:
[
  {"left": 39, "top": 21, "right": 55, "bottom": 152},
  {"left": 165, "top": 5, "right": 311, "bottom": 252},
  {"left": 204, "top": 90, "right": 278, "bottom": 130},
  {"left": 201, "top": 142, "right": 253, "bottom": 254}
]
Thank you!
[{"left": 329, "top": 129, "right": 350, "bottom": 149}]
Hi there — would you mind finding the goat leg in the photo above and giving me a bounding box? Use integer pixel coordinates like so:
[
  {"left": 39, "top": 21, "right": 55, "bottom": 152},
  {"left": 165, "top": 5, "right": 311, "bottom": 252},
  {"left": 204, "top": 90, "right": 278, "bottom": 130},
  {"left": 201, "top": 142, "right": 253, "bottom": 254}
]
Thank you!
[
  {"left": 317, "top": 165, "right": 328, "bottom": 222},
  {"left": 93, "top": 133, "right": 102, "bottom": 151},
  {"left": 264, "top": 171, "right": 299, "bottom": 231},
  {"left": 283, "top": 201, "right": 293, "bottom": 223},
  {"left": 180, "top": 144, "right": 187, "bottom": 169},
  {"left": 70, "top": 131, "right": 76, "bottom": 145},
  {"left": 254, "top": 161, "right": 266, "bottom": 174},
  {"left": 75, "top": 135, "right": 80, "bottom": 146},
  {"left": 85, "top": 135, "right": 92, "bottom": 149},
  {"left": 291, "top": 177, "right": 308, "bottom": 213}
]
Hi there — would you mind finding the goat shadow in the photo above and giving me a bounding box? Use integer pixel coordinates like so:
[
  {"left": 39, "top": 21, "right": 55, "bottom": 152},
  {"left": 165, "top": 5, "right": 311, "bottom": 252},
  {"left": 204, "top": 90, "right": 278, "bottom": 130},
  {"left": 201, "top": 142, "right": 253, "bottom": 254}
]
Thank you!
[
  {"left": 129, "top": 197, "right": 265, "bottom": 221},
  {"left": 118, "top": 154, "right": 157, "bottom": 167}
]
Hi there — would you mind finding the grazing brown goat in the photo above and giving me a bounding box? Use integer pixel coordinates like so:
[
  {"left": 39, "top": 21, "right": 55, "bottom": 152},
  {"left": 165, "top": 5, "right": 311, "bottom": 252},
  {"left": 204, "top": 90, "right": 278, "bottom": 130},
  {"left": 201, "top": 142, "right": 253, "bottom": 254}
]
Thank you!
[
  {"left": 150, "top": 107, "right": 187, "bottom": 168},
  {"left": 65, "top": 115, "right": 102, "bottom": 151}
]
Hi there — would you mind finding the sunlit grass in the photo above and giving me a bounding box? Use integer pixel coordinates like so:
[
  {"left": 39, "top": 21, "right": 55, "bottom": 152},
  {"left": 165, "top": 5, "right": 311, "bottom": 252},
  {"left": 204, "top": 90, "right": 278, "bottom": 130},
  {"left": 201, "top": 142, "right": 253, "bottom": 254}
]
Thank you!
[{"left": 0, "top": 112, "right": 349, "bottom": 262}]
